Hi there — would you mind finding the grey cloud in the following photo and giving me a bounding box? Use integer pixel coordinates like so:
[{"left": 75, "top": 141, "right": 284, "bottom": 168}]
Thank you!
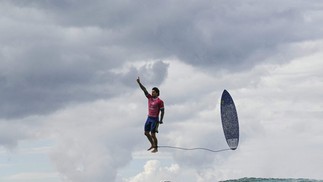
[
  {"left": 0, "top": 54, "right": 168, "bottom": 118},
  {"left": 1, "top": 0, "right": 323, "bottom": 117},
  {"left": 0, "top": 124, "right": 20, "bottom": 148},
  {"left": 0, "top": 119, "right": 38, "bottom": 148},
  {"left": 5, "top": 0, "right": 323, "bottom": 69},
  {"left": 1, "top": 1, "right": 173, "bottom": 118},
  {"left": 35, "top": 0, "right": 323, "bottom": 68},
  {"left": 138, "top": 61, "right": 169, "bottom": 86}
]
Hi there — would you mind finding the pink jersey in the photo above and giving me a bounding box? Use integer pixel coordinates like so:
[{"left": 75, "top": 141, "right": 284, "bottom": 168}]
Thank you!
[{"left": 146, "top": 94, "right": 164, "bottom": 118}]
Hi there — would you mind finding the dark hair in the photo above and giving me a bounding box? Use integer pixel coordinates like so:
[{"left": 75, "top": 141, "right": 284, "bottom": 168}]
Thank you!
[{"left": 152, "top": 87, "right": 160, "bottom": 96}]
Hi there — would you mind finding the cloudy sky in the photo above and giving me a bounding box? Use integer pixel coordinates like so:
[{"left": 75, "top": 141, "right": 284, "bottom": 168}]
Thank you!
[{"left": 1, "top": 0, "right": 323, "bottom": 181}]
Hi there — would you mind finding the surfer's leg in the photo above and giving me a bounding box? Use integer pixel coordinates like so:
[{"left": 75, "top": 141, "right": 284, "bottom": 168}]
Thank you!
[
  {"left": 144, "top": 118, "right": 154, "bottom": 150},
  {"left": 151, "top": 132, "right": 158, "bottom": 153},
  {"left": 145, "top": 131, "right": 154, "bottom": 150}
]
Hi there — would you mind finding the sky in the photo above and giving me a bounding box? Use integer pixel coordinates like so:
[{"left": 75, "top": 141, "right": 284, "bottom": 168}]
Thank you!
[{"left": 0, "top": 0, "right": 323, "bottom": 181}]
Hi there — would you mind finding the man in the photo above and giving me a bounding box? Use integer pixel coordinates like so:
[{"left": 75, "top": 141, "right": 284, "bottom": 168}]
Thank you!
[{"left": 136, "top": 77, "right": 165, "bottom": 153}]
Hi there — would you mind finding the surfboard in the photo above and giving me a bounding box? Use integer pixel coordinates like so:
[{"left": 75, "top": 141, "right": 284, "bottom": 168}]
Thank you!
[{"left": 220, "top": 89, "right": 239, "bottom": 150}]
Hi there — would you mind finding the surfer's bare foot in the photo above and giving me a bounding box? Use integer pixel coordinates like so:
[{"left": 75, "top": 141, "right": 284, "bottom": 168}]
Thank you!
[
  {"left": 147, "top": 146, "right": 154, "bottom": 151},
  {"left": 151, "top": 148, "right": 158, "bottom": 153}
]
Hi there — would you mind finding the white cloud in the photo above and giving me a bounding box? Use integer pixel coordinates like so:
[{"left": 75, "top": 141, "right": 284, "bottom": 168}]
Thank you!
[
  {"left": 44, "top": 97, "right": 144, "bottom": 182},
  {"left": 124, "top": 160, "right": 179, "bottom": 182}
]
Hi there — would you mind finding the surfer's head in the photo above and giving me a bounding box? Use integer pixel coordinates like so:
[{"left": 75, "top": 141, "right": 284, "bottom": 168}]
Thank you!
[{"left": 152, "top": 87, "right": 160, "bottom": 97}]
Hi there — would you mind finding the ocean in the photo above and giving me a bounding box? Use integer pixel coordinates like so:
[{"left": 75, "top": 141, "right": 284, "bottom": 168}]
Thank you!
[{"left": 221, "top": 178, "right": 323, "bottom": 182}]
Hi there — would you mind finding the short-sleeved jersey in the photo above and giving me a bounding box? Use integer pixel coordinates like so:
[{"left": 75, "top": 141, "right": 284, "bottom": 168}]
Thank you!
[{"left": 146, "top": 94, "right": 164, "bottom": 118}]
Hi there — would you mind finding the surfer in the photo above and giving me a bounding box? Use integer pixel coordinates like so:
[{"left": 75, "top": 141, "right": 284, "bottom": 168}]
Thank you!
[{"left": 136, "top": 77, "right": 165, "bottom": 153}]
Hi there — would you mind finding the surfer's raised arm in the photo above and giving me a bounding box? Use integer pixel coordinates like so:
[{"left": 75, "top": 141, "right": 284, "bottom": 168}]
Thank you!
[{"left": 136, "top": 77, "right": 149, "bottom": 96}]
